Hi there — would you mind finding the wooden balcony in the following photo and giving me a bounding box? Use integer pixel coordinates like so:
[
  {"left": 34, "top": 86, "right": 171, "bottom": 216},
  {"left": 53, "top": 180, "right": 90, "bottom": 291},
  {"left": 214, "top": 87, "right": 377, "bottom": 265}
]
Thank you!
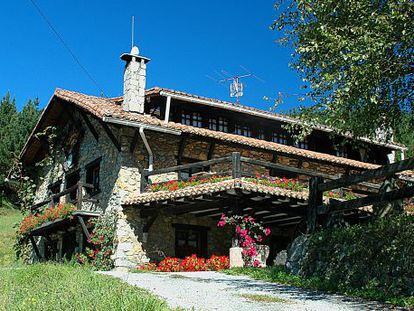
[{"left": 30, "top": 182, "right": 99, "bottom": 213}]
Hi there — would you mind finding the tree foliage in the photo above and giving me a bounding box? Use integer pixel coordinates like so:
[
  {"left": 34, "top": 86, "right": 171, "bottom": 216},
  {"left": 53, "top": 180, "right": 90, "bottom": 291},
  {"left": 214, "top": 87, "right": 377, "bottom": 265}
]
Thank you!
[
  {"left": 272, "top": 0, "right": 413, "bottom": 144},
  {"left": 0, "top": 93, "right": 41, "bottom": 205}
]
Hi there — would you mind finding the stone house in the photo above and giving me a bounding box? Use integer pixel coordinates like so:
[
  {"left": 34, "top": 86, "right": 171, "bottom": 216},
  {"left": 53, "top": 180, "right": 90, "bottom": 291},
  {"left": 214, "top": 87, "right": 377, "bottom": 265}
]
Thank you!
[{"left": 20, "top": 45, "right": 406, "bottom": 269}]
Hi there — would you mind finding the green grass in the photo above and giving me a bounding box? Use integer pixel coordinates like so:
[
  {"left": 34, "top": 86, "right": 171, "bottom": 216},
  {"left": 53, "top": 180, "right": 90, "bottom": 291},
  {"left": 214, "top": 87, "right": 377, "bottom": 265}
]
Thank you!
[
  {"left": 0, "top": 207, "right": 171, "bottom": 310},
  {"left": 238, "top": 293, "right": 290, "bottom": 303},
  {"left": 0, "top": 207, "right": 21, "bottom": 267},
  {"left": 224, "top": 267, "right": 414, "bottom": 308},
  {"left": 0, "top": 263, "right": 170, "bottom": 310}
]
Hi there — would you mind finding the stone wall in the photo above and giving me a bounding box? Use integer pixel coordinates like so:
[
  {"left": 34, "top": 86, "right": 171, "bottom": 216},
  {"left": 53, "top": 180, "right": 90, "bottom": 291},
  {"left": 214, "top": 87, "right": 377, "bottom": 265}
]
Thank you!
[{"left": 32, "top": 105, "right": 368, "bottom": 270}]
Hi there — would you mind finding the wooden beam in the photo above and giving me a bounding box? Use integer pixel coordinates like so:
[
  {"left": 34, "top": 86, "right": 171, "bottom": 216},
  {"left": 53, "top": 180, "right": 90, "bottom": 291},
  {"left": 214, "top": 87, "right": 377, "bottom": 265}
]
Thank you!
[
  {"left": 144, "top": 156, "right": 232, "bottom": 177},
  {"left": 143, "top": 214, "right": 158, "bottom": 233},
  {"left": 77, "top": 216, "right": 91, "bottom": 241},
  {"left": 207, "top": 141, "right": 215, "bottom": 160},
  {"left": 80, "top": 111, "right": 99, "bottom": 142},
  {"left": 100, "top": 121, "right": 121, "bottom": 152},
  {"left": 130, "top": 129, "right": 140, "bottom": 153},
  {"left": 328, "top": 185, "right": 414, "bottom": 214},
  {"left": 263, "top": 216, "right": 302, "bottom": 225},
  {"left": 307, "top": 176, "right": 324, "bottom": 233},
  {"left": 177, "top": 134, "right": 188, "bottom": 165},
  {"left": 231, "top": 152, "right": 242, "bottom": 178},
  {"left": 319, "top": 157, "right": 414, "bottom": 192},
  {"left": 29, "top": 235, "right": 43, "bottom": 261}
]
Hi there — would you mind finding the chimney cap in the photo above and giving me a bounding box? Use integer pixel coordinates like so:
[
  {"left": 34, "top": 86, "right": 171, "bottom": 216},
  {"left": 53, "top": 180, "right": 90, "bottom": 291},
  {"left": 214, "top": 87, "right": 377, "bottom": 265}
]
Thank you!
[{"left": 121, "top": 46, "right": 150, "bottom": 63}]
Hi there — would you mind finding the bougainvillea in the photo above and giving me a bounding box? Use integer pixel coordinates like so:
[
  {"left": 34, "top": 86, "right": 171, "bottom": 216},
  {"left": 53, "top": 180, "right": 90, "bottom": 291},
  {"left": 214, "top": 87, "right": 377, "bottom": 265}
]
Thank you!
[
  {"left": 18, "top": 203, "right": 77, "bottom": 235},
  {"left": 217, "top": 214, "right": 271, "bottom": 267},
  {"left": 137, "top": 254, "right": 230, "bottom": 272}
]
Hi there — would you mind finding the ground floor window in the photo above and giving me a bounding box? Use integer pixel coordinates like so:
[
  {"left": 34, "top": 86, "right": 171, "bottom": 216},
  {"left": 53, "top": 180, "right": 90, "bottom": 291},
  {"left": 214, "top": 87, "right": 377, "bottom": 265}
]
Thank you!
[{"left": 173, "top": 224, "right": 208, "bottom": 258}]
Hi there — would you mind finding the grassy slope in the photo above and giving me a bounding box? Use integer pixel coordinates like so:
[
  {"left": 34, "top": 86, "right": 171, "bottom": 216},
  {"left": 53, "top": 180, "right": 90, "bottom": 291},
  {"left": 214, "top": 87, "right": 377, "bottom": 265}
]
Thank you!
[
  {"left": 0, "top": 207, "right": 170, "bottom": 311},
  {"left": 0, "top": 264, "right": 169, "bottom": 311},
  {"left": 0, "top": 207, "right": 21, "bottom": 266}
]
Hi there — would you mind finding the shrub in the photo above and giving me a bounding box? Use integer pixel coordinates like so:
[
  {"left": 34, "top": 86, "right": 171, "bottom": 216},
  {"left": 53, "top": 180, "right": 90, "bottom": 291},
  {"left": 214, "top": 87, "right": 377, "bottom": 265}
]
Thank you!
[
  {"left": 137, "top": 254, "right": 230, "bottom": 272},
  {"left": 206, "top": 255, "right": 230, "bottom": 270},
  {"left": 301, "top": 214, "right": 414, "bottom": 299},
  {"left": 76, "top": 211, "right": 117, "bottom": 271},
  {"left": 179, "top": 254, "right": 206, "bottom": 271},
  {"left": 157, "top": 257, "right": 181, "bottom": 272}
]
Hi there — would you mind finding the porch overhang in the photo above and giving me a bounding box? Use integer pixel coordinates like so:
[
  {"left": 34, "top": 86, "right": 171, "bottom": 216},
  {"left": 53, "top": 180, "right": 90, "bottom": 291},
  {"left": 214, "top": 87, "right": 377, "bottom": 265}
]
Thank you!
[{"left": 123, "top": 178, "right": 311, "bottom": 227}]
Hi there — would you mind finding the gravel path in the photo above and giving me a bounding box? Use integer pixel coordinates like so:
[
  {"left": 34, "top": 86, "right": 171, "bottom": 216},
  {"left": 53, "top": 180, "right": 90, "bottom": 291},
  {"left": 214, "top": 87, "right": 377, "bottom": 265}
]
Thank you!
[{"left": 103, "top": 270, "right": 394, "bottom": 311}]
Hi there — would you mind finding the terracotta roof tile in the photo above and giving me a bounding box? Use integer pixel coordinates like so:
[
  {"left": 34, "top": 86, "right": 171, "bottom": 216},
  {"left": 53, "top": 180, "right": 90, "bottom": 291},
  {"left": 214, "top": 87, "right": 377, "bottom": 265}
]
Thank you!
[
  {"left": 53, "top": 88, "right": 382, "bottom": 170},
  {"left": 123, "top": 178, "right": 310, "bottom": 205}
]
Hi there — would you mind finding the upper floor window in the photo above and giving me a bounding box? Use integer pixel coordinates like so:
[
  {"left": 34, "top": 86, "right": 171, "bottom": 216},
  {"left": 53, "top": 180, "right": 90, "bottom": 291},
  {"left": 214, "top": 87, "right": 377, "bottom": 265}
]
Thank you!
[
  {"left": 208, "top": 118, "right": 217, "bottom": 131},
  {"left": 294, "top": 139, "right": 309, "bottom": 149},
  {"left": 181, "top": 111, "right": 203, "bottom": 127},
  {"left": 271, "top": 132, "right": 288, "bottom": 145},
  {"left": 86, "top": 158, "right": 101, "bottom": 195},
  {"left": 235, "top": 124, "right": 252, "bottom": 137},
  {"left": 335, "top": 146, "right": 348, "bottom": 158},
  {"left": 256, "top": 129, "right": 265, "bottom": 140},
  {"left": 218, "top": 117, "right": 229, "bottom": 132}
]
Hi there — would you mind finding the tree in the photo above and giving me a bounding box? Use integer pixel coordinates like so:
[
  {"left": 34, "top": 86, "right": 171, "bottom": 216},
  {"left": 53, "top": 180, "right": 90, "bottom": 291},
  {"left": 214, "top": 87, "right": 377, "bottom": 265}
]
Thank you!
[
  {"left": 272, "top": 0, "right": 413, "bottom": 145},
  {"left": 0, "top": 93, "right": 41, "bottom": 206}
]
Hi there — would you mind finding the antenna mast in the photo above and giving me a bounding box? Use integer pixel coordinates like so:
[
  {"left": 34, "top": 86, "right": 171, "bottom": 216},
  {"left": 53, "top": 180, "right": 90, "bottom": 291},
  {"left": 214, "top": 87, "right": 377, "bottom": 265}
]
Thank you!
[{"left": 131, "top": 16, "right": 135, "bottom": 48}]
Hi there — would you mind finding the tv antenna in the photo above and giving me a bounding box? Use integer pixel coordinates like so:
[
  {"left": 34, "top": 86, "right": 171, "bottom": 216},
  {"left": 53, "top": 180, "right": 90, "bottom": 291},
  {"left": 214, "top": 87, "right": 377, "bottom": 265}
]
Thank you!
[{"left": 206, "top": 66, "right": 264, "bottom": 104}]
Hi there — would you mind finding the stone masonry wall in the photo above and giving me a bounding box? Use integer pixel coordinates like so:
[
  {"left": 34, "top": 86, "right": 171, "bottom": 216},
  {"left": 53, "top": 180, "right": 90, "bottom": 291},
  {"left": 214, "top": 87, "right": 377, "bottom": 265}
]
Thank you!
[{"left": 33, "top": 107, "right": 365, "bottom": 269}]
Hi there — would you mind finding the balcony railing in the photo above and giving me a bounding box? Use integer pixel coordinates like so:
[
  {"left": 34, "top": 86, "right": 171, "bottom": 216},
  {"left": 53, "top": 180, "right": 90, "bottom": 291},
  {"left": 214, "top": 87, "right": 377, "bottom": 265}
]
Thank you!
[
  {"left": 30, "top": 182, "right": 99, "bottom": 212},
  {"left": 140, "top": 152, "right": 339, "bottom": 193}
]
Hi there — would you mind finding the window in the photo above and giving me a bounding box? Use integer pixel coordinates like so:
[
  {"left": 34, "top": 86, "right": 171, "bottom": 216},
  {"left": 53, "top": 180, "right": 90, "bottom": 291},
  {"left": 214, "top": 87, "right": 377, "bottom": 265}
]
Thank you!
[
  {"left": 65, "top": 171, "right": 80, "bottom": 202},
  {"left": 208, "top": 118, "right": 217, "bottom": 131},
  {"left": 335, "top": 146, "right": 348, "bottom": 158},
  {"left": 235, "top": 124, "right": 252, "bottom": 137},
  {"left": 174, "top": 224, "right": 208, "bottom": 258},
  {"left": 181, "top": 111, "right": 202, "bottom": 127},
  {"left": 256, "top": 129, "right": 265, "bottom": 140},
  {"left": 48, "top": 180, "right": 62, "bottom": 205},
  {"left": 181, "top": 112, "right": 192, "bottom": 125},
  {"left": 218, "top": 117, "right": 229, "bottom": 132},
  {"left": 294, "top": 140, "right": 309, "bottom": 149},
  {"left": 271, "top": 132, "right": 288, "bottom": 145},
  {"left": 86, "top": 158, "right": 101, "bottom": 194}
]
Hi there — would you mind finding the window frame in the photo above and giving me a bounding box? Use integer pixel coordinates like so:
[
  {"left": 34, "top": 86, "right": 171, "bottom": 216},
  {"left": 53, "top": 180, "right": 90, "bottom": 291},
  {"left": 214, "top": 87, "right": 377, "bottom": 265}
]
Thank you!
[{"left": 85, "top": 157, "right": 102, "bottom": 195}]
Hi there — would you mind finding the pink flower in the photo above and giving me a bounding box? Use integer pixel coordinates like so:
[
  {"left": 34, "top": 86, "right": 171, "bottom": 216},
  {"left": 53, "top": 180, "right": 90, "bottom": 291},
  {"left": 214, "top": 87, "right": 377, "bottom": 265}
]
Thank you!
[
  {"left": 264, "top": 228, "right": 271, "bottom": 236},
  {"left": 253, "top": 259, "right": 261, "bottom": 267}
]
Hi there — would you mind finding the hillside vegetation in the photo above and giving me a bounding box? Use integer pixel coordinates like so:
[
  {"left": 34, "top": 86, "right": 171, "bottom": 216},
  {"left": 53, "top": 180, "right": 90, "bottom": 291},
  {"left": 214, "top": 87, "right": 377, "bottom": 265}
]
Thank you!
[{"left": 0, "top": 207, "right": 170, "bottom": 310}]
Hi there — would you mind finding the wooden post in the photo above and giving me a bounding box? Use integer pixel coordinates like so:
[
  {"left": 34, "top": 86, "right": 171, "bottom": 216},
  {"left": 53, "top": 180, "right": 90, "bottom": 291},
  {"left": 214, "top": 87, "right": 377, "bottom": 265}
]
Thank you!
[
  {"left": 140, "top": 170, "right": 148, "bottom": 193},
  {"left": 29, "top": 235, "right": 43, "bottom": 261},
  {"left": 307, "top": 176, "right": 324, "bottom": 233},
  {"left": 77, "top": 183, "right": 83, "bottom": 210},
  {"left": 231, "top": 152, "right": 241, "bottom": 178}
]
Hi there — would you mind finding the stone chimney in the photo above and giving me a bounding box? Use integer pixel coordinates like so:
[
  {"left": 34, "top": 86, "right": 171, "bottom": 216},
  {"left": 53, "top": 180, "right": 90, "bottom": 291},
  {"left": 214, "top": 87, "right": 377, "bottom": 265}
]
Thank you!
[{"left": 120, "top": 46, "right": 150, "bottom": 113}]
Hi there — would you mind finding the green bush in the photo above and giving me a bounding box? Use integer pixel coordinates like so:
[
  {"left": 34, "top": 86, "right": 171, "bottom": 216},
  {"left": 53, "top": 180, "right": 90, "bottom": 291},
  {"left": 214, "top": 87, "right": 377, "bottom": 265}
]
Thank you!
[{"left": 302, "top": 215, "right": 414, "bottom": 299}]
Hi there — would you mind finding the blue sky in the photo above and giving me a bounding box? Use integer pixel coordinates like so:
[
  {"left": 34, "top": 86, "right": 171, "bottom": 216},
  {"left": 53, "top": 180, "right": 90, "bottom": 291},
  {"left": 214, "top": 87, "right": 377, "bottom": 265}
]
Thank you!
[{"left": 0, "top": 0, "right": 305, "bottom": 112}]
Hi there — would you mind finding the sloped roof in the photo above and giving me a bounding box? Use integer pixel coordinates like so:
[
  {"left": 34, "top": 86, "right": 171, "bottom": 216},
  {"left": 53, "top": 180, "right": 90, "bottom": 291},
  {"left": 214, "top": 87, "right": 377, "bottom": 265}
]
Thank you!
[
  {"left": 123, "top": 178, "right": 310, "bottom": 205},
  {"left": 51, "top": 88, "right": 385, "bottom": 170},
  {"left": 21, "top": 88, "right": 405, "bottom": 171}
]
